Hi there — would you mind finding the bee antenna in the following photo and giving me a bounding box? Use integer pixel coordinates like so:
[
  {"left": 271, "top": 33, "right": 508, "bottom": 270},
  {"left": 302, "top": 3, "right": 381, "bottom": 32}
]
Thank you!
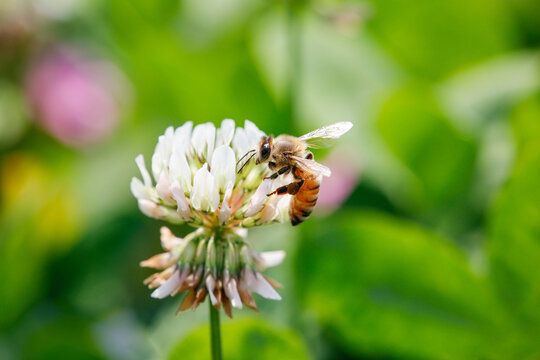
[
  {"left": 236, "top": 149, "right": 255, "bottom": 166},
  {"left": 237, "top": 150, "right": 256, "bottom": 174}
]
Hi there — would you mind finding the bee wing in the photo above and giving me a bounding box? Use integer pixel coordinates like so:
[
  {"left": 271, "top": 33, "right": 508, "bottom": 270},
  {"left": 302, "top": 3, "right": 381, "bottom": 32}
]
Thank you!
[
  {"left": 298, "top": 121, "right": 353, "bottom": 149},
  {"left": 289, "top": 155, "right": 332, "bottom": 177}
]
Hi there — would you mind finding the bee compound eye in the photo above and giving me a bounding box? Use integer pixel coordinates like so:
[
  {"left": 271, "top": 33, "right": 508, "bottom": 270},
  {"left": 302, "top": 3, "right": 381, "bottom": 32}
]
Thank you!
[{"left": 261, "top": 143, "right": 271, "bottom": 160}]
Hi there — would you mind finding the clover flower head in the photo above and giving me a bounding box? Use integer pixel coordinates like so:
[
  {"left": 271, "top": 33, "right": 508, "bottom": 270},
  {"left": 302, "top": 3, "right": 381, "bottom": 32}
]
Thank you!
[{"left": 131, "top": 120, "right": 291, "bottom": 317}]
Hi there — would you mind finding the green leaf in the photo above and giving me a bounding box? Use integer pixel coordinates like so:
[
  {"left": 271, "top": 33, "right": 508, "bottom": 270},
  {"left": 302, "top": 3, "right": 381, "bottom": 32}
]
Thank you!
[
  {"left": 0, "top": 82, "right": 28, "bottom": 149},
  {"left": 488, "top": 143, "right": 540, "bottom": 327},
  {"left": 168, "top": 318, "right": 309, "bottom": 360},
  {"left": 377, "top": 84, "right": 476, "bottom": 208},
  {"left": 105, "top": 0, "right": 281, "bottom": 133},
  {"left": 21, "top": 316, "right": 105, "bottom": 360},
  {"left": 510, "top": 95, "right": 540, "bottom": 154},
  {"left": 438, "top": 51, "right": 540, "bottom": 136},
  {"left": 365, "top": 0, "right": 516, "bottom": 79},
  {"left": 294, "top": 210, "right": 510, "bottom": 359}
]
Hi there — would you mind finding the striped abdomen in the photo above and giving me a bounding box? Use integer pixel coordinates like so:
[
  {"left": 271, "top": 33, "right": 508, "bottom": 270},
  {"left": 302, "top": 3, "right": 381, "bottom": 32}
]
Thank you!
[{"left": 289, "top": 168, "right": 321, "bottom": 226}]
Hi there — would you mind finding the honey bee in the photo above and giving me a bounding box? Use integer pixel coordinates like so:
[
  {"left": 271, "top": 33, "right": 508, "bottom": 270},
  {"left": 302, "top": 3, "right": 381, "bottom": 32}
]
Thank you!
[{"left": 237, "top": 121, "right": 353, "bottom": 225}]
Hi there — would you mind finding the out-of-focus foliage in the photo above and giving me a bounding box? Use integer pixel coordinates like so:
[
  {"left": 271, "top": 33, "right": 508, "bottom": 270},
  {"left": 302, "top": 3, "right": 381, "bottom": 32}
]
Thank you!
[
  {"left": 0, "top": 153, "right": 80, "bottom": 329},
  {"left": 377, "top": 84, "right": 477, "bottom": 208},
  {"left": 168, "top": 319, "right": 309, "bottom": 360},
  {"left": 365, "top": 0, "right": 516, "bottom": 79},
  {"left": 1, "top": 0, "right": 540, "bottom": 359},
  {"left": 488, "top": 122, "right": 540, "bottom": 330},
  {"left": 295, "top": 211, "right": 514, "bottom": 359}
]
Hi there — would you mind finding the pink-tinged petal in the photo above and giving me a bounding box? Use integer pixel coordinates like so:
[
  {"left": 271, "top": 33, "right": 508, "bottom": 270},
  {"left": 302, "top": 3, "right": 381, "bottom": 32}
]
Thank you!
[
  {"left": 138, "top": 199, "right": 183, "bottom": 224},
  {"left": 156, "top": 170, "right": 174, "bottom": 204},
  {"left": 259, "top": 202, "right": 277, "bottom": 224},
  {"left": 160, "top": 227, "right": 183, "bottom": 251},
  {"left": 218, "top": 185, "right": 233, "bottom": 225},
  {"left": 138, "top": 199, "right": 162, "bottom": 218},
  {"left": 171, "top": 181, "right": 192, "bottom": 221}
]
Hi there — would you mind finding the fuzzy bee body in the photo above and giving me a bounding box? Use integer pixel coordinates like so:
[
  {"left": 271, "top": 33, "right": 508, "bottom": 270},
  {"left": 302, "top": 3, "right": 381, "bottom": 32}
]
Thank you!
[
  {"left": 237, "top": 121, "right": 353, "bottom": 226},
  {"left": 289, "top": 166, "right": 321, "bottom": 226}
]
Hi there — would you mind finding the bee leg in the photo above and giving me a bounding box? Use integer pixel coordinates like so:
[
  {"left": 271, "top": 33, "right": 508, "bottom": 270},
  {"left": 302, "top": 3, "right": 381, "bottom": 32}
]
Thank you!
[
  {"left": 267, "top": 178, "right": 304, "bottom": 196},
  {"left": 264, "top": 166, "right": 290, "bottom": 180},
  {"left": 305, "top": 152, "right": 313, "bottom": 160}
]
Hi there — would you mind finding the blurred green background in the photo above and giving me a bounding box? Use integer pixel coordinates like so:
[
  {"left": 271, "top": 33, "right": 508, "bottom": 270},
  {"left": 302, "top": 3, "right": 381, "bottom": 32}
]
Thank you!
[{"left": 1, "top": 0, "right": 540, "bottom": 359}]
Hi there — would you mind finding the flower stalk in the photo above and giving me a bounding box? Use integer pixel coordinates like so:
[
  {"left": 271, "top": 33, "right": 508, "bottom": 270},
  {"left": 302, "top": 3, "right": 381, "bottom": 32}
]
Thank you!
[{"left": 209, "top": 300, "right": 222, "bottom": 360}]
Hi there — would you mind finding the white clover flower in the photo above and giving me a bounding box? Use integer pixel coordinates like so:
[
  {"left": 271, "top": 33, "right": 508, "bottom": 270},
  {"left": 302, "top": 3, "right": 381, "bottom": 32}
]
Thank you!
[{"left": 132, "top": 120, "right": 289, "bottom": 317}]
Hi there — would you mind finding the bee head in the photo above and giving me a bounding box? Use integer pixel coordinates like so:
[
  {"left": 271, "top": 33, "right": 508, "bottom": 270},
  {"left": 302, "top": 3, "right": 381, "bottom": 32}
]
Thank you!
[{"left": 256, "top": 136, "right": 273, "bottom": 164}]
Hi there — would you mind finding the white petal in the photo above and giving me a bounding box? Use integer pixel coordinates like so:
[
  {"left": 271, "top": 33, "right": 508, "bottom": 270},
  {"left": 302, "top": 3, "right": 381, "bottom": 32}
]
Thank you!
[
  {"left": 151, "top": 127, "right": 175, "bottom": 181},
  {"left": 191, "top": 123, "right": 216, "bottom": 162},
  {"left": 151, "top": 153, "right": 163, "bottom": 184},
  {"left": 218, "top": 185, "right": 233, "bottom": 225},
  {"left": 259, "top": 251, "right": 286, "bottom": 268},
  {"left": 191, "top": 124, "right": 206, "bottom": 155},
  {"left": 225, "top": 277, "right": 242, "bottom": 309},
  {"left": 173, "top": 121, "right": 193, "bottom": 155},
  {"left": 250, "top": 272, "right": 281, "bottom": 300},
  {"left": 210, "top": 145, "right": 236, "bottom": 193},
  {"left": 130, "top": 177, "right": 147, "bottom": 199},
  {"left": 205, "top": 275, "right": 218, "bottom": 305},
  {"left": 135, "top": 155, "right": 152, "bottom": 187},
  {"left": 275, "top": 195, "right": 291, "bottom": 223},
  {"left": 156, "top": 170, "right": 174, "bottom": 204},
  {"left": 234, "top": 228, "right": 248, "bottom": 239},
  {"left": 204, "top": 124, "right": 216, "bottom": 162},
  {"left": 165, "top": 126, "right": 174, "bottom": 137},
  {"left": 216, "top": 119, "right": 235, "bottom": 147},
  {"left": 190, "top": 164, "right": 220, "bottom": 212},
  {"left": 171, "top": 181, "right": 192, "bottom": 220},
  {"left": 244, "top": 120, "right": 265, "bottom": 149},
  {"left": 151, "top": 269, "right": 181, "bottom": 299},
  {"left": 245, "top": 179, "right": 272, "bottom": 217},
  {"left": 169, "top": 148, "right": 192, "bottom": 193},
  {"left": 232, "top": 127, "right": 250, "bottom": 159}
]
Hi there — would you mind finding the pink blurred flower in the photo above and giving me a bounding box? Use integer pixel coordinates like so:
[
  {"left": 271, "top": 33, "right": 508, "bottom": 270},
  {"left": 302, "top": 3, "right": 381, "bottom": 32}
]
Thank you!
[
  {"left": 316, "top": 150, "right": 361, "bottom": 214},
  {"left": 25, "top": 47, "right": 128, "bottom": 147}
]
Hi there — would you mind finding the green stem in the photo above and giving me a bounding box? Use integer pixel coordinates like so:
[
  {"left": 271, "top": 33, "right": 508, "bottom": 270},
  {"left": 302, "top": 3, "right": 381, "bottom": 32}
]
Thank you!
[{"left": 209, "top": 300, "right": 223, "bottom": 360}]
